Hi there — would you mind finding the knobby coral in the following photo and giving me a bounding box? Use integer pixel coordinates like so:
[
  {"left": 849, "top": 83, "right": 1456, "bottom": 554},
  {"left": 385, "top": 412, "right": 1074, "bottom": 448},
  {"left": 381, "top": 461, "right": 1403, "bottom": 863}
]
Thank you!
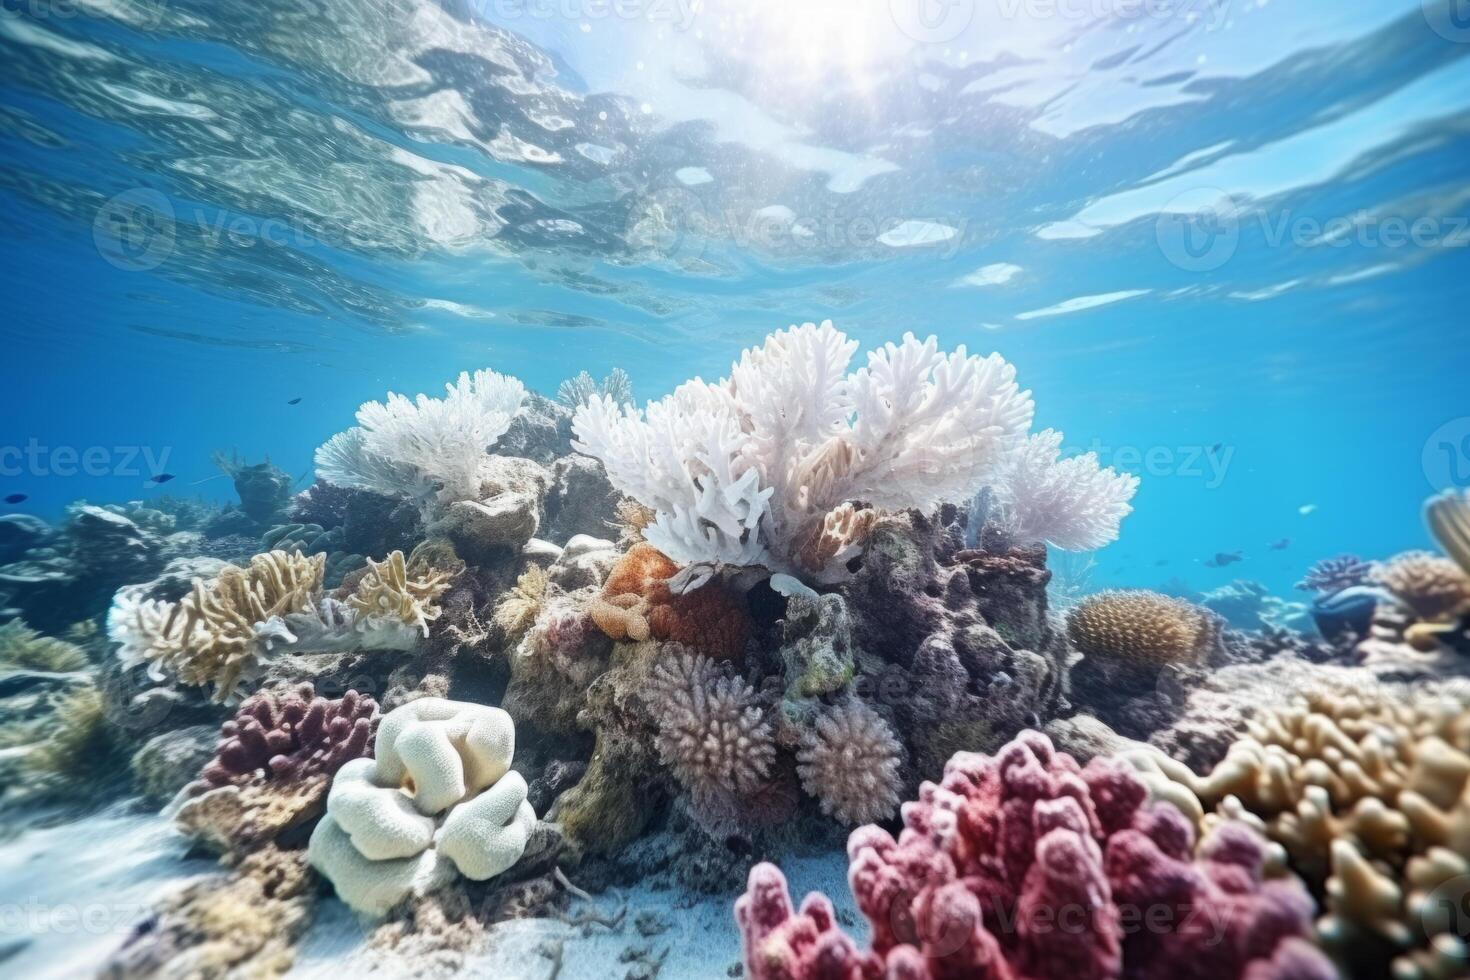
[
  {"left": 308, "top": 698, "right": 537, "bottom": 916},
  {"left": 588, "top": 542, "right": 750, "bottom": 661},
  {"left": 992, "top": 428, "right": 1139, "bottom": 552},
  {"left": 737, "top": 730, "right": 1334, "bottom": 980},
  {"left": 347, "top": 550, "right": 454, "bottom": 637},
  {"left": 1068, "top": 589, "right": 1222, "bottom": 677},
  {"left": 795, "top": 700, "right": 903, "bottom": 826},
  {"left": 1124, "top": 686, "right": 1470, "bottom": 979},
  {"left": 198, "top": 685, "right": 378, "bottom": 788},
  {"left": 648, "top": 649, "right": 776, "bottom": 831},
  {"left": 573, "top": 321, "right": 1035, "bottom": 583},
  {"left": 314, "top": 369, "right": 526, "bottom": 519}
]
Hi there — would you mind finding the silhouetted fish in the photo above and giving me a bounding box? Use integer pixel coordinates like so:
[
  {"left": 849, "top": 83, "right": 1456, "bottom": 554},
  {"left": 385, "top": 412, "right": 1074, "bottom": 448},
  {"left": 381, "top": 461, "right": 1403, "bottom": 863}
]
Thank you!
[
  {"left": 1268, "top": 538, "right": 1291, "bottom": 550},
  {"left": 1204, "top": 551, "right": 1244, "bottom": 567},
  {"left": 3, "top": 493, "right": 26, "bottom": 504},
  {"left": 148, "top": 474, "right": 176, "bottom": 485},
  {"left": 1210, "top": 442, "right": 1223, "bottom": 453},
  {"left": 287, "top": 397, "right": 302, "bottom": 405}
]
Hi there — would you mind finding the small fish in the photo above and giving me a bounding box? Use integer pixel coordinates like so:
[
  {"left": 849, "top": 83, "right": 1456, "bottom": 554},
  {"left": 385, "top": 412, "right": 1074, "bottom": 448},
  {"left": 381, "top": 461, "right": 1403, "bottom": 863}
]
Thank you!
[
  {"left": 148, "top": 474, "right": 176, "bottom": 485},
  {"left": 1209, "top": 442, "right": 1223, "bottom": 453},
  {"left": 1299, "top": 504, "right": 1318, "bottom": 516},
  {"left": 3, "top": 493, "right": 26, "bottom": 504},
  {"left": 1268, "top": 538, "right": 1291, "bottom": 551},
  {"left": 1155, "top": 559, "right": 1170, "bottom": 567},
  {"left": 287, "top": 397, "right": 302, "bottom": 405},
  {"left": 1204, "top": 551, "right": 1244, "bottom": 568}
]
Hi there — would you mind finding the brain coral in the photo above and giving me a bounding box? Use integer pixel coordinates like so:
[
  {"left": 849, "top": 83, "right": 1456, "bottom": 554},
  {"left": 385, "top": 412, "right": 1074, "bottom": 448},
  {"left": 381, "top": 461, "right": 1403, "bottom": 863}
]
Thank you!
[
  {"left": 795, "top": 700, "right": 903, "bottom": 826},
  {"left": 1370, "top": 551, "right": 1470, "bottom": 622},
  {"left": 1068, "top": 589, "right": 1221, "bottom": 675},
  {"left": 307, "top": 698, "right": 536, "bottom": 916},
  {"left": 648, "top": 648, "right": 776, "bottom": 829},
  {"left": 1124, "top": 686, "right": 1470, "bottom": 979},
  {"left": 737, "top": 730, "right": 1334, "bottom": 980},
  {"left": 589, "top": 542, "right": 750, "bottom": 661}
]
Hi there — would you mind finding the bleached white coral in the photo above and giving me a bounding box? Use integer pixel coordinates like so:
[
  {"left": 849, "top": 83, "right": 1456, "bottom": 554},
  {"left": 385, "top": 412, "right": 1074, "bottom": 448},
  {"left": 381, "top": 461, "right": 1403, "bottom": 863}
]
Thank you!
[
  {"left": 572, "top": 321, "right": 1034, "bottom": 582},
  {"left": 557, "top": 367, "right": 633, "bottom": 408},
  {"left": 992, "top": 428, "right": 1138, "bottom": 551},
  {"left": 315, "top": 369, "right": 526, "bottom": 517}
]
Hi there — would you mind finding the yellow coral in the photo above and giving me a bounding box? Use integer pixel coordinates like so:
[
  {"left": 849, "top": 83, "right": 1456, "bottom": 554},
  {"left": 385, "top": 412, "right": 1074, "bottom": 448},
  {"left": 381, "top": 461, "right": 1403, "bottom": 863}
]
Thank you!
[
  {"left": 347, "top": 550, "right": 453, "bottom": 637},
  {"left": 1066, "top": 589, "right": 1219, "bottom": 673},
  {"left": 1126, "top": 685, "right": 1470, "bottom": 978},
  {"left": 492, "top": 564, "right": 548, "bottom": 639}
]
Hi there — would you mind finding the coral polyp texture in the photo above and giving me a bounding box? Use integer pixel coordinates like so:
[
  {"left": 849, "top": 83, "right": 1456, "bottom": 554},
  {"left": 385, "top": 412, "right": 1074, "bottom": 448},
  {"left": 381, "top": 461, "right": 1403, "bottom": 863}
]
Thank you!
[
  {"left": 1370, "top": 550, "right": 1470, "bottom": 621},
  {"left": 1296, "top": 555, "right": 1375, "bottom": 595},
  {"left": 198, "top": 685, "right": 378, "bottom": 788},
  {"left": 307, "top": 698, "right": 537, "bottom": 916},
  {"left": 795, "top": 700, "right": 903, "bottom": 826},
  {"left": 588, "top": 542, "right": 750, "bottom": 660},
  {"left": 992, "top": 428, "right": 1139, "bottom": 551},
  {"left": 1067, "top": 589, "right": 1222, "bottom": 677},
  {"left": 1124, "top": 686, "right": 1470, "bottom": 979},
  {"left": 314, "top": 368, "right": 526, "bottom": 519},
  {"left": 572, "top": 321, "right": 1035, "bottom": 582},
  {"left": 736, "top": 730, "right": 1334, "bottom": 980}
]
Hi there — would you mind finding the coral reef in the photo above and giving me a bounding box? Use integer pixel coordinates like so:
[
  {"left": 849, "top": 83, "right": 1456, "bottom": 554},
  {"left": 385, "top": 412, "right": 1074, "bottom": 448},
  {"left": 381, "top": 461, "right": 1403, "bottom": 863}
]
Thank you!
[
  {"left": 1370, "top": 550, "right": 1470, "bottom": 622},
  {"left": 315, "top": 369, "right": 526, "bottom": 520},
  {"left": 492, "top": 563, "right": 549, "bottom": 640},
  {"left": 307, "top": 698, "right": 537, "bottom": 916},
  {"left": 212, "top": 452, "right": 294, "bottom": 527},
  {"left": 0, "top": 618, "right": 90, "bottom": 673},
  {"left": 557, "top": 367, "right": 633, "bottom": 408},
  {"left": 1124, "top": 685, "right": 1470, "bottom": 978},
  {"left": 573, "top": 322, "right": 1034, "bottom": 582},
  {"left": 197, "top": 684, "right": 378, "bottom": 788},
  {"left": 737, "top": 730, "right": 1333, "bottom": 980},
  {"left": 588, "top": 542, "right": 750, "bottom": 661},
  {"left": 346, "top": 550, "right": 454, "bottom": 637},
  {"left": 1068, "top": 589, "right": 1222, "bottom": 683},
  {"left": 795, "top": 700, "right": 903, "bottom": 826},
  {"left": 991, "top": 428, "right": 1139, "bottom": 551},
  {"left": 1297, "top": 555, "right": 1375, "bottom": 595}
]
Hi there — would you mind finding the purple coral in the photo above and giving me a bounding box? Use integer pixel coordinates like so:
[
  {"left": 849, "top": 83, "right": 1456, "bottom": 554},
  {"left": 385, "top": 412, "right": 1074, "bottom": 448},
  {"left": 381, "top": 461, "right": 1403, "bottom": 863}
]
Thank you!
[
  {"left": 736, "top": 730, "right": 1335, "bottom": 980},
  {"left": 796, "top": 700, "right": 903, "bottom": 826},
  {"left": 200, "top": 684, "right": 378, "bottom": 787},
  {"left": 1295, "top": 554, "right": 1373, "bottom": 595},
  {"left": 648, "top": 649, "right": 775, "bottom": 828}
]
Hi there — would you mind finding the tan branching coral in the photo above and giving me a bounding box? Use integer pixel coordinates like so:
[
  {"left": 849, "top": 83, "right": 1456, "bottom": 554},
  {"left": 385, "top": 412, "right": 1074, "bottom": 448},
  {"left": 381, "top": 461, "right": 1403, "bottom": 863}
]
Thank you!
[
  {"left": 492, "top": 565, "right": 548, "bottom": 640},
  {"left": 1125, "top": 685, "right": 1470, "bottom": 979},
  {"left": 790, "top": 502, "right": 878, "bottom": 580},
  {"left": 795, "top": 700, "right": 903, "bottom": 826},
  {"left": 110, "top": 550, "right": 326, "bottom": 702},
  {"left": 647, "top": 649, "right": 775, "bottom": 828},
  {"left": 347, "top": 550, "right": 453, "bottom": 636},
  {"left": 1371, "top": 551, "right": 1470, "bottom": 622},
  {"left": 589, "top": 543, "right": 750, "bottom": 661},
  {"left": 1427, "top": 490, "right": 1470, "bottom": 577},
  {"left": 611, "top": 497, "right": 655, "bottom": 548},
  {"left": 1067, "top": 589, "right": 1220, "bottom": 674}
]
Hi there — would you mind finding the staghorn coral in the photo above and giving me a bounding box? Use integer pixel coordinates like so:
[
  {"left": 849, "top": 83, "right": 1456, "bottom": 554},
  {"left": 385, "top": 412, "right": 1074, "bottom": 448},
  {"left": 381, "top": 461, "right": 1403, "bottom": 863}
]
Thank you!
[
  {"left": 197, "top": 684, "right": 378, "bottom": 788},
  {"left": 991, "top": 428, "right": 1139, "bottom": 551},
  {"left": 1068, "top": 589, "right": 1222, "bottom": 679},
  {"left": 315, "top": 369, "right": 527, "bottom": 520},
  {"left": 492, "top": 564, "right": 549, "bottom": 640},
  {"left": 1297, "top": 555, "right": 1375, "bottom": 595},
  {"left": 1124, "top": 686, "right": 1470, "bottom": 979},
  {"left": 737, "top": 730, "right": 1334, "bottom": 980},
  {"left": 1370, "top": 550, "right": 1470, "bottom": 621},
  {"left": 109, "top": 550, "right": 326, "bottom": 703},
  {"left": 795, "top": 700, "right": 903, "bottom": 826},
  {"left": 347, "top": 550, "right": 454, "bottom": 637},
  {"left": 647, "top": 648, "right": 776, "bottom": 831},
  {"left": 589, "top": 542, "right": 750, "bottom": 661},
  {"left": 573, "top": 321, "right": 1034, "bottom": 583},
  {"left": 0, "top": 618, "right": 90, "bottom": 673}
]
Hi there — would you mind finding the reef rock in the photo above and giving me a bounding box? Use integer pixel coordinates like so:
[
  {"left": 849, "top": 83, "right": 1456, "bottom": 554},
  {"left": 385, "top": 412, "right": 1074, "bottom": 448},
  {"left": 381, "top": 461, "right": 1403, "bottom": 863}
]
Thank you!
[{"left": 542, "top": 454, "right": 620, "bottom": 545}]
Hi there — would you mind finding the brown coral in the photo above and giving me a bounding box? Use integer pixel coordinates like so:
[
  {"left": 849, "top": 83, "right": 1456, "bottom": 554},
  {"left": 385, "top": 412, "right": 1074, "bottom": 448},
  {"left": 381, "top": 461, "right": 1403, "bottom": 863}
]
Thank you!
[
  {"left": 647, "top": 649, "right": 775, "bottom": 828},
  {"left": 346, "top": 550, "right": 454, "bottom": 636},
  {"left": 199, "top": 684, "right": 378, "bottom": 788},
  {"left": 1067, "top": 588, "right": 1221, "bottom": 674},
  {"left": 589, "top": 543, "right": 749, "bottom": 661},
  {"left": 795, "top": 700, "right": 903, "bottom": 825},
  {"left": 1371, "top": 550, "right": 1470, "bottom": 621},
  {"left": 790, "top": 502, "right": 878, "bottom": 580},
  {"left": 1125, "top": 685, "right": 1470, "bottom": 979}
]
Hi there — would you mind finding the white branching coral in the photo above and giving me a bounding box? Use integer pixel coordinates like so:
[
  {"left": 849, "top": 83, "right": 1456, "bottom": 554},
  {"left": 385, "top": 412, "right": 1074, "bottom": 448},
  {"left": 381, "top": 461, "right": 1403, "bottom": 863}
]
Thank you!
[
  {"left": 992, "top": 428, "right": 1138, "bottom": 552},
  {"left": 572, "top": 321, "right": 1035, "bottom": 582},
  {"left": 314, "top": 369, "right": 526, "bottom": 518}
]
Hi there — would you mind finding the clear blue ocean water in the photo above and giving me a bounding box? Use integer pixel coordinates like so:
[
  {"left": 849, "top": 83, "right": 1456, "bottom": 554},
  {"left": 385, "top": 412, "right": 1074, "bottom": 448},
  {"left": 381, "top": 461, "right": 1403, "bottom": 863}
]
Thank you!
[{"left": 2, "top": 0, "right": 1467, "bottom": 598}]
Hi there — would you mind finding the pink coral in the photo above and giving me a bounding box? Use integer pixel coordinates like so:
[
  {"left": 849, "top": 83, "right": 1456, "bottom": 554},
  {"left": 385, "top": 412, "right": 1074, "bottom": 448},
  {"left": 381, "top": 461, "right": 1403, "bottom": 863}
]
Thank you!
[
  {"left": 736, "top": 731, "right": 1336, "bottom": 980},
  {"left": 199, "top": 684, "right": 378, "bottom": 787}
]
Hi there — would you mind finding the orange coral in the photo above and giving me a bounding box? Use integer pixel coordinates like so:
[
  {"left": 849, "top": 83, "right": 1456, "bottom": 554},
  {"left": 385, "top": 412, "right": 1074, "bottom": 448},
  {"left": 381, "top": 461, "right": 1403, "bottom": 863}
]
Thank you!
[{"left": 590, "top": 543, "right": 750, "bottom": 661}]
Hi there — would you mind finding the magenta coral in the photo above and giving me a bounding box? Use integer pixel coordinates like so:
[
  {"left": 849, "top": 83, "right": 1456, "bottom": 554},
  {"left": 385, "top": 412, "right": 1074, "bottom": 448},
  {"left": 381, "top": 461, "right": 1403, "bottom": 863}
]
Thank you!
[
  {"left": 736, "top": 731, "right": 1336, "bottom": 980},
  {"left": 200, "top": 683, "right": 378, "bottom": 787}
]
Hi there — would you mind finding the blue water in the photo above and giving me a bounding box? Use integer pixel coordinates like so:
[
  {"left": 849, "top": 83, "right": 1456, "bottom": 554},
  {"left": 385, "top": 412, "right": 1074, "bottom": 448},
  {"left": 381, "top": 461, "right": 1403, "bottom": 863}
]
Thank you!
[{"left": 2, "top": 0, "right": 1468, "bottom": 597}]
